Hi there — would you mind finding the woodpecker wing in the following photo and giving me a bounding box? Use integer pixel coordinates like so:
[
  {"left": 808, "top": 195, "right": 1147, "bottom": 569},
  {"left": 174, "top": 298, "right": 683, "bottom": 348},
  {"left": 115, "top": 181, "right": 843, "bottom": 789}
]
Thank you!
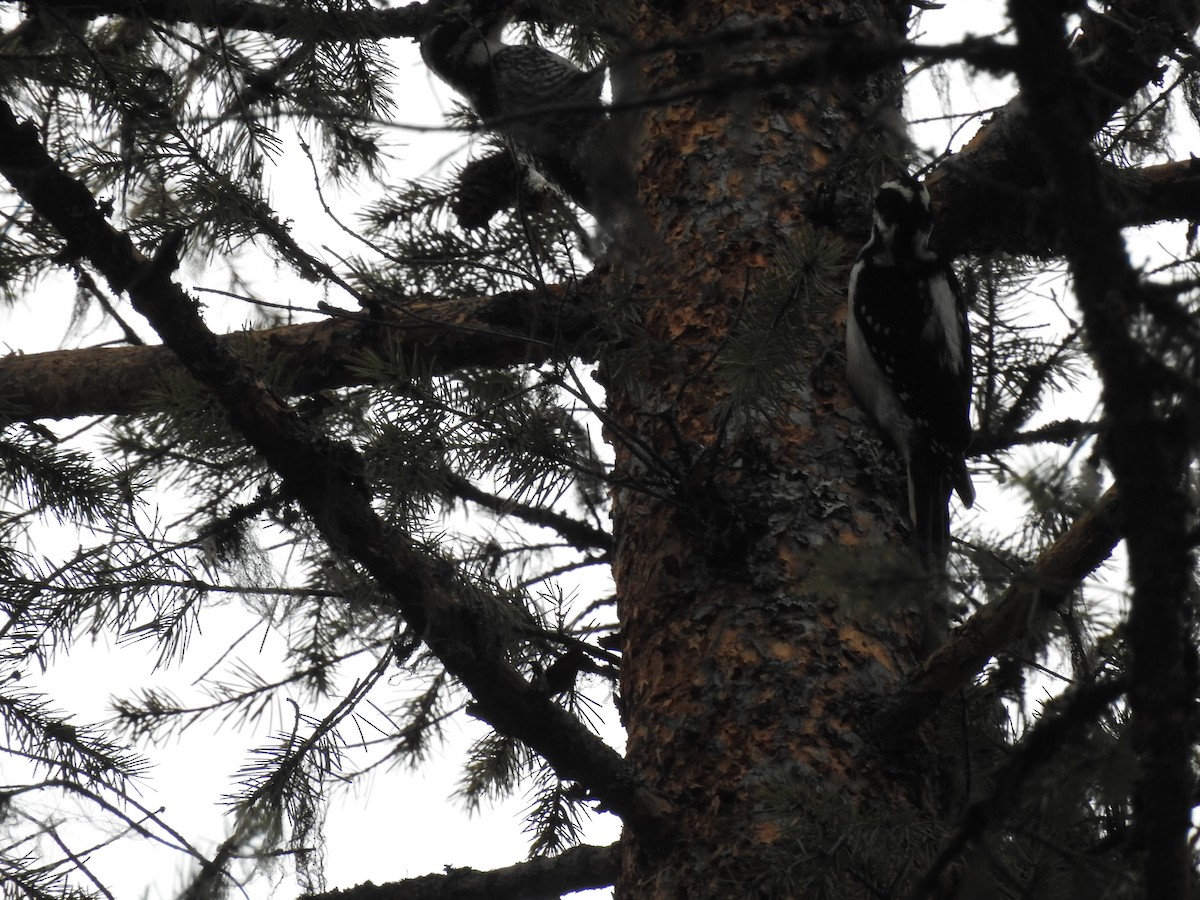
[{"left": 851, "top": 256, "right": 972, "bottom": 476}]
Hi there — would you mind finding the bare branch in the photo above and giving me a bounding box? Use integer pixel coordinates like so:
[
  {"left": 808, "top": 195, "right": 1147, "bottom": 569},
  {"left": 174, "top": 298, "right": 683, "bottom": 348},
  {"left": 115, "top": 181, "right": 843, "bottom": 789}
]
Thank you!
[
  {"left": 936, "top": 158, "right": 1200, "bottom": 257},
  {"left": 300, "top": 842, "right": 617, "bottom": 900},
  {"left": 1111, "top": 157, "right": 1200, "bottom": 230},
  {"left": 0, "top": 289, "right": 596, "bottom": 423},
  {"left": 442, "top": 471, "right": 612, "bottom": 553}
]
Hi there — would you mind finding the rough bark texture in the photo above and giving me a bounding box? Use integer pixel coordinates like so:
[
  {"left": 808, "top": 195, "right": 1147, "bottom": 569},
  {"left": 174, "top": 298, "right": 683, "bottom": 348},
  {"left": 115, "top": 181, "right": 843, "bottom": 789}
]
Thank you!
[{"left": 606, "top": 1, "right": 944, "bottom": 895}]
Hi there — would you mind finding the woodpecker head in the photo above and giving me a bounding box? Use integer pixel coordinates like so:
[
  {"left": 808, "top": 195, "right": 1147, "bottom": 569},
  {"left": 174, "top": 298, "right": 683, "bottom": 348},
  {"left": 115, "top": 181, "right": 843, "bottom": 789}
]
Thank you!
[
  {"left": 419, "top": 2, "right": 506, "bottom": 91},
  {"left": 870, "top": 176, "right": 934, "bottom": 261}
]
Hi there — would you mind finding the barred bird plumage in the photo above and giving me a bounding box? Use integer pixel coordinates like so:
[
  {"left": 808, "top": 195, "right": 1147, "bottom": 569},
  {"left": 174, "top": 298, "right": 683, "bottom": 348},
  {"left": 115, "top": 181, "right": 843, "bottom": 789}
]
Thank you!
[
  {"left": 845, "top": 176, "right": 975, "bottom": 568},
  {"left": 419, "top": 0, "right": 605, "bottom": 217}
]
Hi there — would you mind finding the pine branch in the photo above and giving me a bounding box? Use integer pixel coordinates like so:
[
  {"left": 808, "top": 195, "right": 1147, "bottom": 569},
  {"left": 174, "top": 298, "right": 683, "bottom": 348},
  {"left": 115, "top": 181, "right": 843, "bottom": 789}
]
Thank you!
[
  {"left": 905, "top": 675, "right": 1129, "bottom": 900},
  {"left": 1010, "top": 3, "right": 1195, "bottom": 894},
  {"left": 11, "top": 1, "right": 1199, "bottom": 266},
  {"left": 442, "top": 471, "right": 613, "bottom": 553},
  {"left": 876, "top": 485, "right": 1121, "bottom": 739},
  {"left": 300, "top": 842, "right": 618, "bottom": 900},
  {"left": 969, "top": 417, "right": 1100, "bottom": 456},
  {"left": 931, "top": 1, "right": 1200, "bottom": 255},
  {"left": 0, "top": 291, "right": 597, "bottom": 422},
  {"left": 4, "top": 0, "right": 427, "bottom": 42},
  {"left": 9, "top": 0, "right": 1017, "bottom": 73},
  {"left": 0, "top": 98, "right": 672, "bottom": 842}
]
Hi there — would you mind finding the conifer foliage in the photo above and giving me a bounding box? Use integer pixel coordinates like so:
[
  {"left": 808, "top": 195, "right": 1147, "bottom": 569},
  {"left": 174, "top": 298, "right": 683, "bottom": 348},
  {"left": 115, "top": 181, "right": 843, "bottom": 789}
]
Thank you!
[{"left": 1, "top": 1, "right": 1200, "bottom": 898}]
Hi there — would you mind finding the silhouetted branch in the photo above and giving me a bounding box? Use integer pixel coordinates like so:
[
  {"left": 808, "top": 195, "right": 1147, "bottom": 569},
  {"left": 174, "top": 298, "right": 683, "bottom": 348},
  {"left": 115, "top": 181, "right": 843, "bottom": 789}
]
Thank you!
[
  {"left": 1011, "top": 1, "right": 1196, "bottom": 894},
  {"left": 970, "top": 418, "right": 1100, "bottom": 456},
  {"left": 906, "top": 676, "right": 1128, "bottom": 900},
  {"left": 1111, "top": 157, "right": 1200, "bottom": 231},
  {"left": 877, "top": 485, "right": 1121, "bottom": 739},
  {"left": 2, "top": 0, "right": 427, "bottom": 42},
  {"left": 302, "top": 843, "right": 618, "bottom": 900},
  {"left": 935, "top": 158, "right": 1200, "bottom": 257},
  {"left": 443, "top": 472, "right": 613, "bottom": 553},
  {"left": 933, "top": 1, "right": 1200, "bottom": 255}
]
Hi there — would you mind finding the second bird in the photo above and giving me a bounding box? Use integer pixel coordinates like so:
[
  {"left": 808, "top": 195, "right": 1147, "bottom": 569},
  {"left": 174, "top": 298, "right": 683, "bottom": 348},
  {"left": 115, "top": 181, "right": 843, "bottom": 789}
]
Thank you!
[{"left": 419, "top": 0, "right": 606, "bottom": 214}]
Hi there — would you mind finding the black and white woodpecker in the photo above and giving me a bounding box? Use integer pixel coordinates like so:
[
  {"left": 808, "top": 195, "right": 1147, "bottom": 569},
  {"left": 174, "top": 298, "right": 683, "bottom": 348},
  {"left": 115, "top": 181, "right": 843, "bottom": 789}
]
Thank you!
[
  {"left": 845, "top": 176, "right": 975, "bottom": 568},
  {"left": 418, "top": 0, "right": 605, "bottom": 215}
]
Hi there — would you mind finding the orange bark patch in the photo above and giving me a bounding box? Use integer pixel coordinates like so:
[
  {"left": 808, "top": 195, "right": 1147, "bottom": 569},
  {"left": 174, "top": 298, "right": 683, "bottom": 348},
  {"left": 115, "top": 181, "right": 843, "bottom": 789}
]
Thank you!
[
  {"left": 767, "top": 639, "right": 795, "bottom": 661},
  {"left": 838, "top": 624, "right": 899, "bottom": 673}
]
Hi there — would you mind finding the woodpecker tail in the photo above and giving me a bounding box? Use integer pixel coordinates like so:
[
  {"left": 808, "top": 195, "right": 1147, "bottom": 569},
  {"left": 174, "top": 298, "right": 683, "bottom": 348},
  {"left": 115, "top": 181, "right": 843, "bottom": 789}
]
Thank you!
[
  {"left": 907, "top": 451, "right": 954, "bottom": 570},
  {"left": 950, "top": 455, "right": 975, "bottom": 510}
]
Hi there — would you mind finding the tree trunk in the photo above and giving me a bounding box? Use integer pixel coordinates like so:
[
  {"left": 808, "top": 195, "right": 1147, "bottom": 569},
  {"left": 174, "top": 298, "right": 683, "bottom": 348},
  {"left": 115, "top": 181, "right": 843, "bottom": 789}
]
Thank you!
[{"left": 607, "top": 0, "right": 946, "bottom": 895}]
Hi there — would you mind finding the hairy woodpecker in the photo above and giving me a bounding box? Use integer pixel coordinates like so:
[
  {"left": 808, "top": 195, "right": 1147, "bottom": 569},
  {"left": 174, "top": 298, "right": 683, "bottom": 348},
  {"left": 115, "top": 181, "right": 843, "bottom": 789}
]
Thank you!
[
  {"left": 845, "top": 176, "right": 975, "bottom": 567},
  {"left": 419, "top": 1, "right": 605, "bottom": 216}
]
